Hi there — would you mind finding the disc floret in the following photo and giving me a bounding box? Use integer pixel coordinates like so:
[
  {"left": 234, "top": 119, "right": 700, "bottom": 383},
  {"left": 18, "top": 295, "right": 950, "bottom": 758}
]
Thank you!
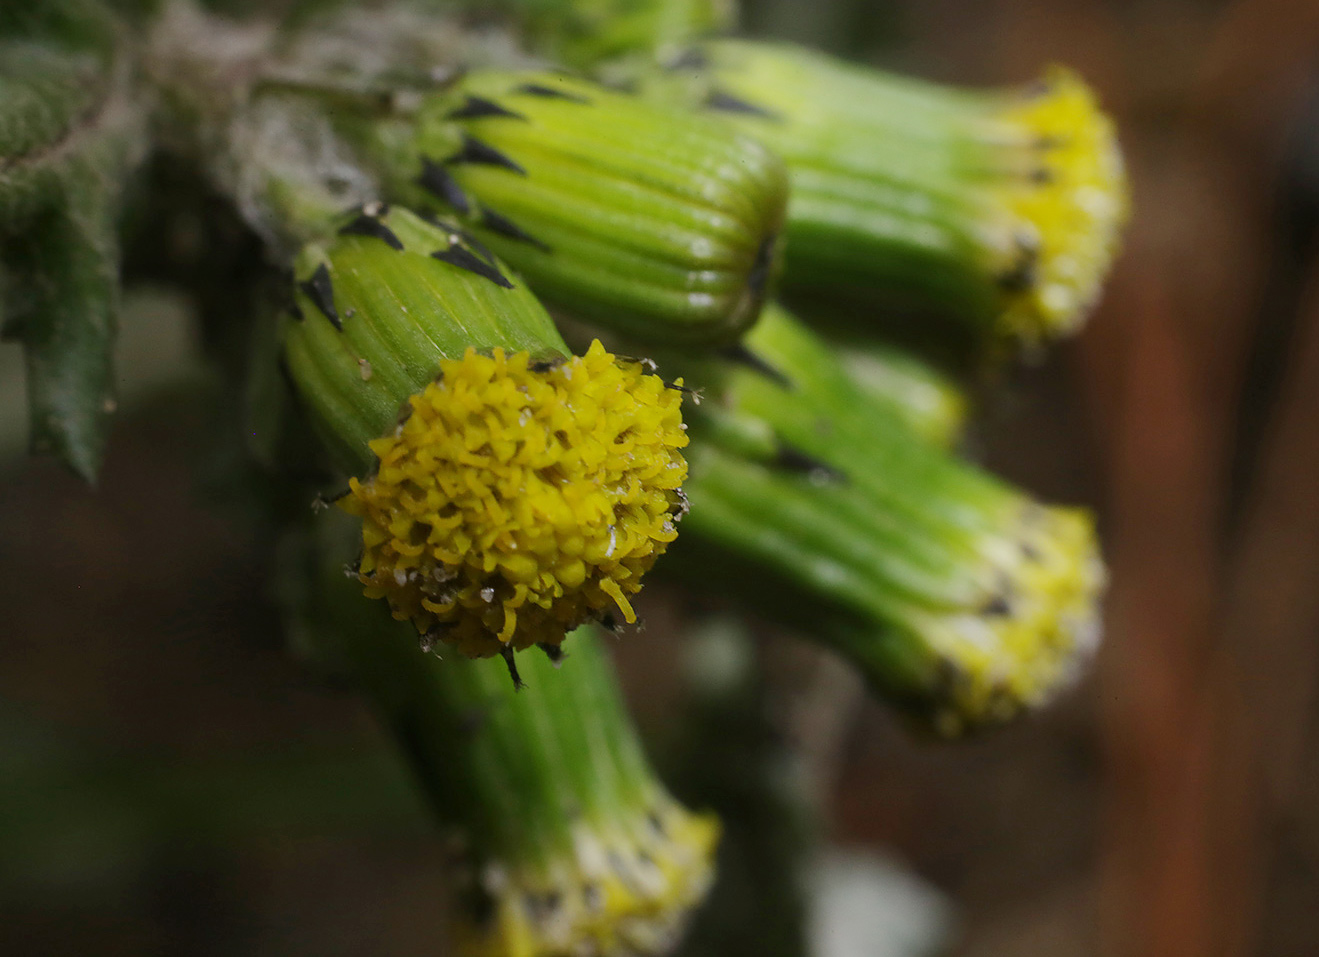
[{"left": 340, "top": 340, "right": 688, "bottom": 657}]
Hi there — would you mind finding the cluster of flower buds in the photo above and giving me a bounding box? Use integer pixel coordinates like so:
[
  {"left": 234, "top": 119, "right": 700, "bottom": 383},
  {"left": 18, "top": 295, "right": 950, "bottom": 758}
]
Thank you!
[
  {"left": 195, "top": 2, "right": 1125, "bottom": 951},
  {"left": 265, "top": 38, "right": 1122, "bottom": 688},
  {"left": 3, "top": 0, "right": 1129, "bottom": 950}
]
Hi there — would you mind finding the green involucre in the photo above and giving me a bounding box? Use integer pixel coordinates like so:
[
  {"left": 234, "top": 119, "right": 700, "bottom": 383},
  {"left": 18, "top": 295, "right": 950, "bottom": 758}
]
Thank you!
[
  {"left": 667, "top": 303, "right": 1104, "bottom": 736},
  {"left": 391, "top": 71, "right": 788, "bottom": 345},
  {"left": 646, "top": 40, "right": 1128, "bottom": 350},
  {"left": 282, "top": 206, "right": 568, "bottom": 474}
]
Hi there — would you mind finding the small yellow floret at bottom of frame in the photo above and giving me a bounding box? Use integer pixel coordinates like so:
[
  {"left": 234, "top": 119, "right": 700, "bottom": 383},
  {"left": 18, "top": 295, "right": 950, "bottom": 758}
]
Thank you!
[
  {"left": 339, "top": 341, "right": 689, "bottom": 658},
  {"left": 456, "top": 800, "right": 720, "bottom": 957}
]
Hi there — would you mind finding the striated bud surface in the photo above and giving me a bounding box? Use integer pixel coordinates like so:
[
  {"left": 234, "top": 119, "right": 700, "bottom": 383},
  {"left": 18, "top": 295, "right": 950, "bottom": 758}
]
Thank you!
[
  {"left": 665, "top": 303, "right": 1105, "bottom": 735},
  {"left": 653, "top": 40, "right": 1128, "bottom": 348},
  {"left": 402, "top": 71, "right": 788, "bottom": 344}
]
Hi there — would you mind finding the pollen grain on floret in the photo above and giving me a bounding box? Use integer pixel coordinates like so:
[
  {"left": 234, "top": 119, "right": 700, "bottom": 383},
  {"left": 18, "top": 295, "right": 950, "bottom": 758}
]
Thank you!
[{"left": 339, "top": 340, "right": 689, "bottom": 658}]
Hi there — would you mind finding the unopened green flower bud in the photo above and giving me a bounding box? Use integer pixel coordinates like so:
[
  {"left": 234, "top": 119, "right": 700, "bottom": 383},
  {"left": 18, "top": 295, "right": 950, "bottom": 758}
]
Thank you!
[
  {"left": 389, "top": 71, "right": 787, "bottom": 345},
  {"left": 282, "top": 205, "right": 689, "bottom": 660},
  {"left": 651, "top": 40, "right": 1128, "bottom": 349},
  {"left": 446, "top": 633, "right": 719, "bottom": 956},
  {"left": 667, "top": 303, "right": 1103, "bottom": 736}
]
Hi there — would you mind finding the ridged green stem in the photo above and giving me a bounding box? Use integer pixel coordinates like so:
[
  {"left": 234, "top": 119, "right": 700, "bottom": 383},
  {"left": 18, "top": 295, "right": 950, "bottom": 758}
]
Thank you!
[{"left": 646, "top": 43, "right": 1015, "bottom": 338}]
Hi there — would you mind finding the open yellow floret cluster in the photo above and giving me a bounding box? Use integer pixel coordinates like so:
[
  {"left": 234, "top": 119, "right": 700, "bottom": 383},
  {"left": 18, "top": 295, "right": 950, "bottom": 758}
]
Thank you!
[
  {"left": 992, "top": 67, "right": 1129, "bottom": 345},
  {"left": 457, "top": 798, "right": 720, "bottom": 957},
  {"left": 340, "top": 340, "right": 689, "bottom": 658}
]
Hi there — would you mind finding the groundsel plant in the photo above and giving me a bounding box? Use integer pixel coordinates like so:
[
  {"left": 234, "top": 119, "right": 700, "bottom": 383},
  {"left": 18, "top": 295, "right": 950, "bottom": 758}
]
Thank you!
[{"left": 1, "top": 0, "right": 1125, "bottom": 953}]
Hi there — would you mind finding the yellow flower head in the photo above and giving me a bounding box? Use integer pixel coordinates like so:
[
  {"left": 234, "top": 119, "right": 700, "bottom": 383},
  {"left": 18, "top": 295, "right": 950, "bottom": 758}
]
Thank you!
[
  {"left": 990, "top": 67, "right": 1129, "bottom": 344},
  {"left": 339, "top": 340, "right": 689, "bottom": 658}
]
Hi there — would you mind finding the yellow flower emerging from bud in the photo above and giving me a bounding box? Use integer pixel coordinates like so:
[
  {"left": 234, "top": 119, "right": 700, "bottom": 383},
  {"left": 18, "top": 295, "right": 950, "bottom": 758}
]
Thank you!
[
  {"left": 917, "top": 503, "right": 1104, "bottom": 737},
  {"left": 669, "top": 303, "right": 1105, "bottom": 736},
  {"left": 990, "top": 67, "right": 1128, "bottom": 343},
  {"left": 650, "top": 41, "right": 1128, "bottom": 348},
  {"left": 456, "top": 798, "right": 719, "bottom": 957},
  {"left": 340, "top": 340, "right": 688, "bottom": 657}
]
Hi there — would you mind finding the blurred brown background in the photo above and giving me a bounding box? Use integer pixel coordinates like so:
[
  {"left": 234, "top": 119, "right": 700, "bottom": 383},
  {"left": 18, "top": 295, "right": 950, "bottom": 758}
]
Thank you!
[{"left": 5, "top": 1, "right": 1319, "bottom": 954}]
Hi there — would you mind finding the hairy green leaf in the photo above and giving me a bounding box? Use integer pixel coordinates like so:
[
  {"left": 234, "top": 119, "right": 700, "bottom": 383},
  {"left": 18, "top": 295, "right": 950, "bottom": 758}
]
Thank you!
[{"left": 1, "top": 37, "right": 145, "bottom": 480}]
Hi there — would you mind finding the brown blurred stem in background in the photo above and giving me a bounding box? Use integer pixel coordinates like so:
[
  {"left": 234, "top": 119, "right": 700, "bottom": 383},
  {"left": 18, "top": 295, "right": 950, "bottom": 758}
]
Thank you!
[{"left": 1015, "top": 1, "right": 1319, "bottom": 955}]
